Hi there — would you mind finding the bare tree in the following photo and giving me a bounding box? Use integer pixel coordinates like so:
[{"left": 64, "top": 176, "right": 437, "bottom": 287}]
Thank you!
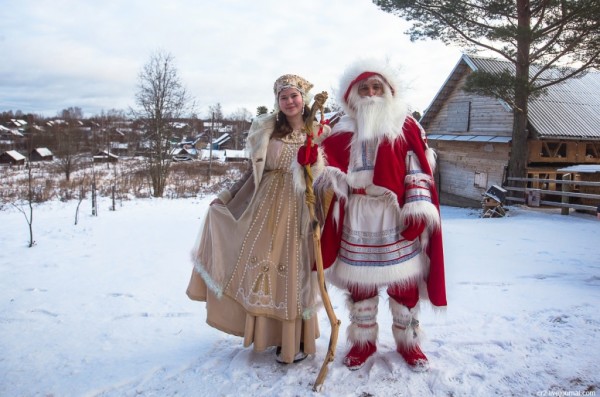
[
  {"left": 54, "top": 119, "right": 81, "bottom": 181},
  {"left": 60, "top": 107, "right": 84, "bottom": 120},
  {"left": 13, "top": 136, "right": 36, "bottom": 247},
  {"left": 230, "top": 108, "right": 252, "bottom": 150},
  {"left": 208, "top": 103, "right": 224, "bottom": 123},
  {"left": 132, "top": 50, "right": 193, "bottom": 197}
]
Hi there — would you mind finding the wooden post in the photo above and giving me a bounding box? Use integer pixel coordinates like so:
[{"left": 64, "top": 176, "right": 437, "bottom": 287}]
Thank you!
[{"left": 561, "top": 173, "right": 571, "bottom": 215}]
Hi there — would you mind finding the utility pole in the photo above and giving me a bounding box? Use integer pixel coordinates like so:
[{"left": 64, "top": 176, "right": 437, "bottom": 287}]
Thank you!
[{"left": 208, "top": 112, "right": 214, "bottom": 184}]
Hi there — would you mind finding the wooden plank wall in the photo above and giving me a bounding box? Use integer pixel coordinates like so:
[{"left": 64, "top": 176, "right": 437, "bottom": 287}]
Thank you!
[
  {"left": 430, "top": 140, "right": 510, "bottom": 202},
  {"left": 528, "top": 140, "right": 600, "bottom": 164},
  {"left": 425, "top": 73, "right": 513, "bottom": 136}
]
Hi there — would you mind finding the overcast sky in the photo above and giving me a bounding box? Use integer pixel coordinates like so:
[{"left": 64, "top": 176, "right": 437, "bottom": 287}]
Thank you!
[{"left": 0, "top": 0, "right": 463, "bottom": 119}]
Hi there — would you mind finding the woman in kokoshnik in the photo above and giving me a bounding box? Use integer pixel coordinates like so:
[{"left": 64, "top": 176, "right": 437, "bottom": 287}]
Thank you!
[{"left": 186, "top": 74, "right": 330, "bottom": 364}]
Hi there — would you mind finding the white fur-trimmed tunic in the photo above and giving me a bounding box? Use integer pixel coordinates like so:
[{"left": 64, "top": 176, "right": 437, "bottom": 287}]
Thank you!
[
  {"left": 325, "top": 136, "right": 428, "bottom": 288},
  {"left": 316, "top": 115, "right": 447, "bottom": 307}
]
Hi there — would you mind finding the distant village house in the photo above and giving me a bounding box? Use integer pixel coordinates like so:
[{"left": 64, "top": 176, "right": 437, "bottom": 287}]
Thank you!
[
  {"left": 93, "top": 150, "right": 119, "bottom": 163},
  {"left": 0, "top": 150, "right": 26, "bottom": 165},
  {"left": 30, "top": 147, "right": 54, "bottom": 162}
]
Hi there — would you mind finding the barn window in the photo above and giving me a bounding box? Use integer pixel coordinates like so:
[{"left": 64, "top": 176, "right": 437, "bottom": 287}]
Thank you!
[
  {"left": 447, "top": 101, "right": 470, "bottom": 132},
  {"left": 474, "top": 171, "right": 488, "bottom": 188},
  {"left": 540, "top": 141, "right": 567, "bottom": 158},
  {"left": 585, "top": 142, "right": 599, "bottom": 159}
]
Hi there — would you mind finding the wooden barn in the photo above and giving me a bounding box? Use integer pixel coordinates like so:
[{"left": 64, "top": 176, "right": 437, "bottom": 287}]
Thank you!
[
  {"left": 93, "top": 150, "right": 119, "bottom": 163},
  {"left": 30, "top": 147, "right": 54, "bottom": 162},
  {"left": 420, "top": 54, "right": 600, "bottom": 207},
  {"left": 0, "top": 150, "right": 26, "bottom": 166}
]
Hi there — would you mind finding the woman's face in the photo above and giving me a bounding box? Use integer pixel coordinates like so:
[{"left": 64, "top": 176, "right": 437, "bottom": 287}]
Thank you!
[{"left": 278, "top": 88, "right": 304, "bottom": 119}]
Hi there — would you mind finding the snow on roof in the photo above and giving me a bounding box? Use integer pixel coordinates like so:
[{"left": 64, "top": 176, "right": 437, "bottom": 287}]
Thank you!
[
  {"left": 213, "top": 133, "right": 230, "bottom": 145},
  {"left": 0, "top": 126, "right": 24, "bottom": 136},
  {"left": 10, "top": 119, "right": 27, "bottom": 127},
  {"left": 171, "top": 147, "right": 198, "bottom": 155},
  {"left": 34, "top": 148, "right": 53, "bottom": 157},
  {"left": 200, "top": 149, "right": 226, "bottom": 161},
  {"left": 94, "top": 150, "right": 119, "bottom": 158},
  {"left": 224, "top": 149, "right": 248, "bottom": 158},
  {"left": 557, "top": 164, "right": 600, "bottom": 173},
  {"left": 5, "top": 150, "right": 26, "bottom": 161}
]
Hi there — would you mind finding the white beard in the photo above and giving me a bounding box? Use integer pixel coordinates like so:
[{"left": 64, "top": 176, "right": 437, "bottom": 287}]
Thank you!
[{"left": 353, "top": 95, "right": 401, "bottom": 143}]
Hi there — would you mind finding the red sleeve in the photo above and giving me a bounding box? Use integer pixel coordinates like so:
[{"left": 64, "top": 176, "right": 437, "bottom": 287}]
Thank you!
[{"left": 318, "top": 195, "right": 344, "bottom": 270}]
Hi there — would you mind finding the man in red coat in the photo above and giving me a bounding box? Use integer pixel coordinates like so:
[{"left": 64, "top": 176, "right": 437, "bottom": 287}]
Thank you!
[{"left": 315, "top": 59, "right": 447, "bottom": 371}]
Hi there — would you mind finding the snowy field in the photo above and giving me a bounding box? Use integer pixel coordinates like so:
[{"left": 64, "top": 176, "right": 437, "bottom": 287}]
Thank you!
[{"left": 1, "top": 197, "right": 598, "bottom": 397}]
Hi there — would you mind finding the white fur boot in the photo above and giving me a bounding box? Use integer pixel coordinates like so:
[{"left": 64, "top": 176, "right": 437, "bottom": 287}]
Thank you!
[
  {"left": 343, "top": 295, "right": 379, "bottom": 370},
  {"left": 389, "top": 298, "right": 429, "bottom": 371}
]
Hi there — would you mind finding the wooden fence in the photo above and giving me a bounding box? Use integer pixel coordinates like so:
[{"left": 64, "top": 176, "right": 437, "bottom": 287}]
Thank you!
[{"left": 503, "top": 175, "right": 600, "bottom": 215}]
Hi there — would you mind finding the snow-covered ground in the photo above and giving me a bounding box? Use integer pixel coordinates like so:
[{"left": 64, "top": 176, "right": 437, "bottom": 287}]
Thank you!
[{"left": 1, "top": 197, "right": 598, "bottom": 396}]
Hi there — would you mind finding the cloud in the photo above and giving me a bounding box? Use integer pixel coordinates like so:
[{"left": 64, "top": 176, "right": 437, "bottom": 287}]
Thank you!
[{"left": 0, "top": 0, "right": 462, "bottom": 118}]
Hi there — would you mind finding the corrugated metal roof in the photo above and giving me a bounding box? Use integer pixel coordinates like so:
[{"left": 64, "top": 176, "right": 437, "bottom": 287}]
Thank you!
[
  {"left": 557, "top": 165, "right": 600, "bottom": 173},
  {"left": 422, "top": 54, "right": 600, "bottom": 140},
  {"left": 488, "top": 136, "right": 512, "bottom": 143},
  {"left": 428, "top": 134, "right": 511, "bottom": 143},
  {"left": 468, "top": 56, "right": 600, "bottom": 140}
]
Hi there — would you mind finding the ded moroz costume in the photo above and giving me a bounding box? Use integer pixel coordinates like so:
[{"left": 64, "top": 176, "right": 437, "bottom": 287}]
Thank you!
[{"left": 315, "top": 59, "right": 447, "bottom": 371}]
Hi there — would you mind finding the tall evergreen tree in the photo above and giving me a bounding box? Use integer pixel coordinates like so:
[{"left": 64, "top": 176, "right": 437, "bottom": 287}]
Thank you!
[{"left": 374, "top": 0, "right": 600, "bottom": 180}]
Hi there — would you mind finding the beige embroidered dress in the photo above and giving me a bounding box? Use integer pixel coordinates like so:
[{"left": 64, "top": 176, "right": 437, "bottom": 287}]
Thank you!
[{"left": 187, "top": 126, "right": 319, "bottom": 364}]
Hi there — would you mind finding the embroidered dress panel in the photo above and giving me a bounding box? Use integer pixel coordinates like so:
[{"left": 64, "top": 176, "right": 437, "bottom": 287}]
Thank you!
[{"left": 224, "top": 129, "right": 309, "bottom": 321}]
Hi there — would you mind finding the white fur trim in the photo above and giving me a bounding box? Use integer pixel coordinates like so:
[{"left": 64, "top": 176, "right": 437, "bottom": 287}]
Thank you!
[
  {"left": 389, "top": 299, "right": 424, "bottom": 348},
  {"left": 314, "top": 166, "right": 349, "bottom": 202},
  {"left": 330, "top": 253, "right": 426, "bottom": 289},
  {"left": 291, "top": 158, "right": 306, "bottom": 193},
  {"left": 425, "top": 147, "right": 437, "bottom": 173},
  {"left": 190, "top": 255, "right": 223, "bottom": 298},
  {"left": 336, "top": 58, "right": 408, "bottom": 119},
  {"left": 331, "top": 115, "right": 356, "bottom": 135},
  {"left": 246, "top": 114, "right": 275, "bottom": 195},
  {"left": 304, "top": 147, "right": 326, "bottom": 188},
  {"left": 217, "top": 189, "right": 232, "bottom": 205},
  {"left": 348, "top": 323, "right": 379, "bottom": 345},
  {"left": 347, "top": 295, "right": 379, "bottom": 344},
  {"left": 399, "top": 200, "right": 441, "bottom": 231}
]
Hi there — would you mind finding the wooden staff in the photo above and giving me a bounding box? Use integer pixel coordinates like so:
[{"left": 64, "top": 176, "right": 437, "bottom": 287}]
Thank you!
[{"left": 302, "top": 92, "right": 341, "bottom": 392}]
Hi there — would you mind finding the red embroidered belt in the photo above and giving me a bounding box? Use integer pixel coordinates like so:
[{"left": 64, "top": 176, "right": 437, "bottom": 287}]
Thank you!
[{"left": 351, "top": 188, "right": 367, "bottom": 195}]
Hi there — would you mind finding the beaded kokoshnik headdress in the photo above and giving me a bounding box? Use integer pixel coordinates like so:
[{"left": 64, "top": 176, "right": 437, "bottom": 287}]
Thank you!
[
  {"left": 273, "top": 74, "right": 314, "bottom": 112},
  {"left": 273, "top": 74, "right": 314, "bottom": 97}
]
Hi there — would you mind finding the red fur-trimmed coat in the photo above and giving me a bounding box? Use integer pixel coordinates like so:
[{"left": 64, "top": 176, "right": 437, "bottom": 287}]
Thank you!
[{"left": 317, "top": 116, "right": 447, "bottom": 308}]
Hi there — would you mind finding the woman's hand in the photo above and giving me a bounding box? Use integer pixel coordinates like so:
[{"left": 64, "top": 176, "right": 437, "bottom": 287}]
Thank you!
[{"left": 210, "top": 198, "right": 224, "bottom": 206}]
